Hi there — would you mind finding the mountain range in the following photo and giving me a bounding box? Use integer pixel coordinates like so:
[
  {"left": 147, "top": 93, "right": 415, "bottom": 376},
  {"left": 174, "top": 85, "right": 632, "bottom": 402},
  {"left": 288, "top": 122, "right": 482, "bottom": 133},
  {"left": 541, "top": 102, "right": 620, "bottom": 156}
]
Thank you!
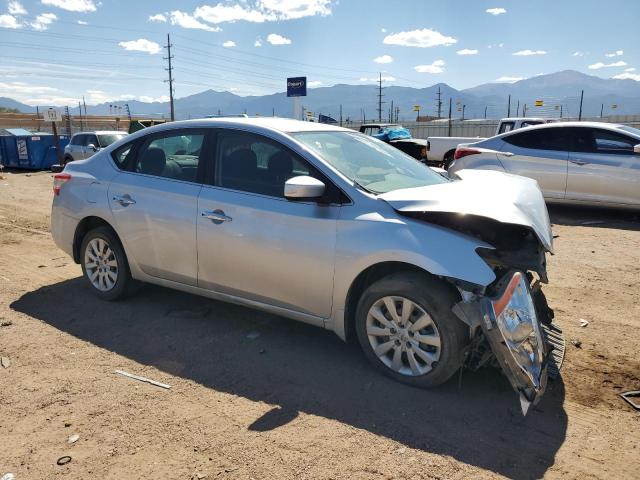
[{"left": 2, "top": 70, "right": 640, "bottom": 121}]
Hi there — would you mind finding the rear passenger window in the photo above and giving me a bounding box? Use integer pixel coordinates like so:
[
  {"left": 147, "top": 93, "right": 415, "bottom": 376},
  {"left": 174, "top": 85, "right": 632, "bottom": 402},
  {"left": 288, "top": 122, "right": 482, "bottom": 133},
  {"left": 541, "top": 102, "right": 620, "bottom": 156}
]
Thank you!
[
  {"left": 133, "top": 132, "right": 205, "bottom": 182},
  {"left": 503, "top": 128, "right": 570, "bottom": 151},
  {"left": 216, "top": 131, "right": 314, "bottom": 198},
  {"left": 111, "top": 142, "right": 135, "bottom": 169},
  {"left": 498, "top": 122, "right": 515, "bottom": 134}
]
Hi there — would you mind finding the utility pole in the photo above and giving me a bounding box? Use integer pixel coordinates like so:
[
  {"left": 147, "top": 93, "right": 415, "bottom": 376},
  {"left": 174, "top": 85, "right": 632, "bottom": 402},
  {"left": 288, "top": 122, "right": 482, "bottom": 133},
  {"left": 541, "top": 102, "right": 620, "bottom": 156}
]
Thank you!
[
  {"left": 507, "top": 94, "right": 511, "bottom": 118},
  {"left": 600, "top": 103, "right": 604, "bottom": 118},
  {"left": 484, "top": 106, "right": 487, "bottom": 119},
  {"left": 461, "top": 104, "right": 466, "bottom": 121},
  {"left": 164, "top": 33, "right": 175, "bottom": 121},
  {"left": 82, "top": 96, "right": 87, "bottom": 118},
  {"left": 390, "top": 100, "right": 394, "bottom": 122},
  {"left": 516, "top": 100, "right": 520, "bottom": 117},
  {"left": 523, "top": 104, "right": 528, "bottom": 116},
  {"left": 560, "top": 104, "right": 563, "bottom": 118},
  {"left": 339, "top": 104, "right": 343, "bottom": 126},
  {"left": 578, "top": 89, "right": 584, "bottom": 121},
  {"left": 447, "top": 98, "right": 452, "bottom": 137},
  {"left": 78, "top": 101, "right": 83, "bottom": 130},
  {"left": 395, "top": 106, "right": 399, "bottom": 122},
  {"left": 376, "top": 73, "right": 385, "bottom": 122},
  {"left": 436, "top": 86, "right": 443, "bottom": 118}
]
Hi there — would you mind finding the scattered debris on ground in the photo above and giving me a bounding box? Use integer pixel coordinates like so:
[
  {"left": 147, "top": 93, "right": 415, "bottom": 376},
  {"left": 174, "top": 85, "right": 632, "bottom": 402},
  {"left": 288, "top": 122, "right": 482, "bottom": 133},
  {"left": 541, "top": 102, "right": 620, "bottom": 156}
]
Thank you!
[{"left": 114, "top": 369, "right": 171, "bottom": 389}]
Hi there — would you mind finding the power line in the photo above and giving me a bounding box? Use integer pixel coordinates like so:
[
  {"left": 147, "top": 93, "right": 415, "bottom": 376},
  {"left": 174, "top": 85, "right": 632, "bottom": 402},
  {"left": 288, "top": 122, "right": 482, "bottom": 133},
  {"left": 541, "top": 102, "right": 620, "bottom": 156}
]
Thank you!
[{"left": 377, "top": 73, "right": 385, "bottom": 122}]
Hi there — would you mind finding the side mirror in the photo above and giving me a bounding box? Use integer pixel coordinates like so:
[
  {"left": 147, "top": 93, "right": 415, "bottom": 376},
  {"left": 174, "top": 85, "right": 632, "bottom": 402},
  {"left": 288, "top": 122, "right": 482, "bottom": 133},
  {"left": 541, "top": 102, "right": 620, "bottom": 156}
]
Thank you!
[
  {"left": 50, "top": 164, "right": 64, "bottom": 173},
  {"left": 284, "top": 175, "right": 325, "bottom": 199},
  {"left": 634, "top": 144, "right": 640, "bottom": 154},
  {"left": 87, "top": 144, "right": 97, "bottom": 152}
]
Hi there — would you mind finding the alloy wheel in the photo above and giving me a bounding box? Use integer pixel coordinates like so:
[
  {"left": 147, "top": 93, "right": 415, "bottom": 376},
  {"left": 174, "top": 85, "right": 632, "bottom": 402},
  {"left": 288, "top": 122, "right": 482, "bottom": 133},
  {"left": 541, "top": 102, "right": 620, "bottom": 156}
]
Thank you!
[
  {"left": 366, "top": 296, "right": 441, "bottom": 376},
  {"left": 84, "top": 238, "right": 118, "bottom": 292}
]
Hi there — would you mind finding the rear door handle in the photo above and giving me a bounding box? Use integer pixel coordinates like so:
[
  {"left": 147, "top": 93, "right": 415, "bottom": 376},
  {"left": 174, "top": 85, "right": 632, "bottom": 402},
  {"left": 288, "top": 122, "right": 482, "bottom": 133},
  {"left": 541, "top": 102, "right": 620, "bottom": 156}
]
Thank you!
[
  {"left": 112, "top": 195, "right": 136, "bottom": 206},
  {"left": 201, "top": 209, "right": 232, "bottom": 224},
  {"left": 570, "top": 159, "right": 589, "bottom": 166},
  {"left": 498, "top": 151, "right": 514, "bottom": 157}
]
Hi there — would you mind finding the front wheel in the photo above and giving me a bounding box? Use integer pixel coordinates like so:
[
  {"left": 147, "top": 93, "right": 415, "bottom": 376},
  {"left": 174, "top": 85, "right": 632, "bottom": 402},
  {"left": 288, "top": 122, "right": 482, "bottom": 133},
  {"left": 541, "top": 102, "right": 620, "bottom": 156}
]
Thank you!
[
  {"left": 80, "top": 226, "right": 134, "bottom": 301},
  {"left": 355, "top": 272, "right": 467, "bottom": 388}
]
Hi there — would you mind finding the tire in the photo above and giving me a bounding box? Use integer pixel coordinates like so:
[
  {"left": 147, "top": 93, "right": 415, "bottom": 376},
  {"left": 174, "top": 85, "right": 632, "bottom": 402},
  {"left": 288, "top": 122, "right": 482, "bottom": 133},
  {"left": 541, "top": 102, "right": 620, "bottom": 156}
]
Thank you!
[
  {"left": 355, "top": 271, "right": 468, "bottom": 388},
  {"left": 80, "top": 226, "right": 135, "bottom": 301}
]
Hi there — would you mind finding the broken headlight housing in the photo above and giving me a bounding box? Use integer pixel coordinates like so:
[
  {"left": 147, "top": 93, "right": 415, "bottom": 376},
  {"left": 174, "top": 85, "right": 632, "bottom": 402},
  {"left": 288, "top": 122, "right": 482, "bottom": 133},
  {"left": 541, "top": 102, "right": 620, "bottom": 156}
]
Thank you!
[{"left": 482, "top": 271, "right": 547, "bottom": 412}]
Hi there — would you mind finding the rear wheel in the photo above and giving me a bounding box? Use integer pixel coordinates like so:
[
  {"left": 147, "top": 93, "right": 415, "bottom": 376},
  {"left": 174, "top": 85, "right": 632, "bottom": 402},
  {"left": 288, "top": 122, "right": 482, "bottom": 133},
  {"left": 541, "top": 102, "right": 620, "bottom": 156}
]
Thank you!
[
  {"left": 355, "top": 272, "right": 467, "bottom": 387},
  {"left": 80, "top": 227, "right": 134, "bottom": 301}
]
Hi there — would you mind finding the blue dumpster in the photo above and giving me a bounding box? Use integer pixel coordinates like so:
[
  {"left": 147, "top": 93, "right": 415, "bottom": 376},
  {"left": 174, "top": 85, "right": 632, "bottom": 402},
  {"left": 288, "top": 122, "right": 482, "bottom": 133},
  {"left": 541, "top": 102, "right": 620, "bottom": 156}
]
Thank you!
[{"left": 0, "top": 128, "right": 70, "bottom": 170}]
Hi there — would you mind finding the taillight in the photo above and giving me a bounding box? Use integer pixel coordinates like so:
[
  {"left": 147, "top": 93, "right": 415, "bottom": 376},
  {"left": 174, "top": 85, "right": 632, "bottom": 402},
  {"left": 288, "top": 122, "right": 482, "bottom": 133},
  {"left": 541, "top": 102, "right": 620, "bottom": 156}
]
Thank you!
[
  {"left": 53, "top": 173, "right": 71, "bottom": 196},
  {"left": 454, "top": 147, "right": 481, "bottom": 160}
]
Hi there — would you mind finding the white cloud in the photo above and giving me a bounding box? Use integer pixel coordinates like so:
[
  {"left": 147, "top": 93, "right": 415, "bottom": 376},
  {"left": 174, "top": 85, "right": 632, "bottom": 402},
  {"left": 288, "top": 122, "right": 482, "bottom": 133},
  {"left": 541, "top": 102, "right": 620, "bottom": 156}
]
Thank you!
[
  {"left": 222, "top": 40, "right": 236, "bottom": 47},
  {"left": 194, "top": 0, "right": 331, "bottom": 25},
  {"left": 605, "top": 50, "right": 623, "bottom": 57},
  {"left": 77, "top": 19, "right": 87, "bottom": 24},
  {"left": 254, "top": 38, "right": 262, "bottom": 47},
  {"left": 31, "top": 12, "right": 57, "bottom": 31},
  {"left": 118, "top": 39, "right": 162, "bottom": 55},
  {"left": 0, "top": 14, "right": 21, "bottom": 28},
  {"left": 41, "top": 0, "right": 97, "bottom": 12},
  {"left": 486, "top": 7, "right": 506, "bottom": 15},
  {"left": 383, "top": 28, "right": 456, "bottom": 48},
  {"left": 258, "top": 0, "right": 331, "bottom": 20},
  {"left": 148, "top": 13, "right": 167, "bottom": 23},
  {"left": 373, "top": 54, "right": 393, "bottom": 64},
  {"left": 513, "top": 49, "right": 547, "bottom": 56},
  {"left": 359, "top": 75, "right": 395, "bottom": 82},
  {"left": 308, "top": 80, "right": 322, "bottom": 87},
  {"left": 169, "top": 10, "right": 220, "bottom": 31},
  {"left": 588, "top": 60, "right": 627, "bottom": 70},
  {"left": 572, "top": 51, "right": 584, "bottom": 57},
  {"left": 8, "top": 1, "right": 27, "bottom": 15},
  {"left": 612, "top": 72, "right": 640, "bottom": 81},
  {"left": 457, "top": 48, "right": 478, "bottom": 55},
  {"left": 414, "top": 59, "right": 445, "bottom": 74},
  {"left": 266, "top": 33, "right": 291, "bottom": 45},
  {"left": 0, "top": 81, "right": 57, "bottom": 95},
  {"left": 139, "top": 95, "right": 170, "bottom": 103},
  {"left": 381, "top": 27, "right": 386, "bottom": 33},
  {"left": 625, "top": 67, "right": 636, "bottom": 72},
  {"left": 496, "top": 76, "right": 524, "bottom": 83}
]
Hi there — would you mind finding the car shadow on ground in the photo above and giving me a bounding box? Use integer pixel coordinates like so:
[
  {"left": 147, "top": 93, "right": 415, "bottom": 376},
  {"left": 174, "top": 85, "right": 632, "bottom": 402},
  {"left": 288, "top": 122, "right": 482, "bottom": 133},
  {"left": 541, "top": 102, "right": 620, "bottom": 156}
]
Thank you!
[
  {"left": 548, "top": 204, "right": 640, "bottom": 231},
  {"left": 12, "top": 279, "right": 567, "bottom": 480}
]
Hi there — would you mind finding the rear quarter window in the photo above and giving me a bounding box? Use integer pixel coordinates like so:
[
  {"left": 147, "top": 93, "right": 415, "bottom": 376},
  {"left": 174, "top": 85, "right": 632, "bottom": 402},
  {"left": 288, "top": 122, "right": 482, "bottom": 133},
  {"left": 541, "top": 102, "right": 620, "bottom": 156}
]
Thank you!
[{"left": 111, "top": 141, "right": 136, "bottom": 169}]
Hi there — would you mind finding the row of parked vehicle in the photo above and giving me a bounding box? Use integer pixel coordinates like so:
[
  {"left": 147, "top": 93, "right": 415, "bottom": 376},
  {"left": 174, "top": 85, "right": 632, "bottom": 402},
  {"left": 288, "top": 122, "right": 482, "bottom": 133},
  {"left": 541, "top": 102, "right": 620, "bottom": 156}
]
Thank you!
[{"left": 360, "top": 119, "right": 640, "bottom": 209}]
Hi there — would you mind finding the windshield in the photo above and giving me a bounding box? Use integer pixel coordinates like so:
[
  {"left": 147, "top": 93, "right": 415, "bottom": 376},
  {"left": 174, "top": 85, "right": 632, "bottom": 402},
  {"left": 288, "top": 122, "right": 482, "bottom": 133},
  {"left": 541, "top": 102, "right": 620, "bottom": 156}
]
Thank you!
[
  {"left": 98, "top": 134, "right": 126, "bottom": 147},
  {"left": 618, "top": 125, "right": 640, "bottom": 139},
  {"left": 292, "top": 131, "right": 447, "bottom": 194}
]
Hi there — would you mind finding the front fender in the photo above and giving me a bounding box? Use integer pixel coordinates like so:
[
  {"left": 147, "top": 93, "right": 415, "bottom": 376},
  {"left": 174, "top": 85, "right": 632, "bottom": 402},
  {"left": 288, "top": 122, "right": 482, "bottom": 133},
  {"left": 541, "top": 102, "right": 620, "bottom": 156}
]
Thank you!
[{"left": 329, "top": 205, "right": 496, "bottom": 338}]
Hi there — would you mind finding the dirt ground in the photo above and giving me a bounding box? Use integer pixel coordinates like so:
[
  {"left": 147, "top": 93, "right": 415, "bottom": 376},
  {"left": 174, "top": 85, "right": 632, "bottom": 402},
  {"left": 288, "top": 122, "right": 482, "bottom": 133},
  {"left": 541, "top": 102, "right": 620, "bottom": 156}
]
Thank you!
[{"left": 1, "top": 169, "right": 639, "bottom": 480}]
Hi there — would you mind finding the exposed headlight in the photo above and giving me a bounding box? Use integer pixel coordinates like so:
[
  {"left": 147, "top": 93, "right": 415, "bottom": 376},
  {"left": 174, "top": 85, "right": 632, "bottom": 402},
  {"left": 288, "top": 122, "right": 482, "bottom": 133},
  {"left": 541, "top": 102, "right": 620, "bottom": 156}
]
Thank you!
[{"left": 491, "top": 272, "right": 545, "bottom": 389}]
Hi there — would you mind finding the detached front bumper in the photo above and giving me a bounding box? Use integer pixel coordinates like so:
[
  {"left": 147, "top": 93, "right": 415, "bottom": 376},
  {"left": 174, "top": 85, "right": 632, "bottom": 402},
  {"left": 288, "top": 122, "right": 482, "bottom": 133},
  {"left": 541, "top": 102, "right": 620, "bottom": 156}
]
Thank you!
[{"left": 454, "top": 270, "right": 554, "bottom": 414}]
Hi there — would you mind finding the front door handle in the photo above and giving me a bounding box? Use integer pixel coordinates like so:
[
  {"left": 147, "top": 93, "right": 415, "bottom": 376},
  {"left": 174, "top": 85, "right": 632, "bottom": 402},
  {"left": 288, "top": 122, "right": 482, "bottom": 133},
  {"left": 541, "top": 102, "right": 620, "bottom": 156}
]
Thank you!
[
  {"left": 570, "top": 159, "right": 589, "bottom": 166},
  {"left": 112, "top": 195, "right": 136, "bottom": 206},
  {"left": 498, "top": 151, "right": 514, "bottom": 157},
  {"left": 201, "top": 209, "right": 232, "bottom": 224}
]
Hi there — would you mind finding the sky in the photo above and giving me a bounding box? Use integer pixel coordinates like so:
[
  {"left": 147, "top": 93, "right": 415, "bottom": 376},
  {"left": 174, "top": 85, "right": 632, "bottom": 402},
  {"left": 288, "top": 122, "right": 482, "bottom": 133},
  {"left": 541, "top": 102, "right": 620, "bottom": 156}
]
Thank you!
[{"left": 0, "top": 0, "right": 639, "bottom": 106}]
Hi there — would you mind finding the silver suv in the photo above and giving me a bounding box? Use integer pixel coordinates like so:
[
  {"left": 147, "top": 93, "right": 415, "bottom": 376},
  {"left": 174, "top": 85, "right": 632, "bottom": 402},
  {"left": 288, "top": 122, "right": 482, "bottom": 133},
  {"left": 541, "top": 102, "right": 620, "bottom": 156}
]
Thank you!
[
  {"left": 64, "top": 130, "right": 127, "bottom": 164},
  {"left": 51, "top": 118, "right": 558, "bottom": 411}
]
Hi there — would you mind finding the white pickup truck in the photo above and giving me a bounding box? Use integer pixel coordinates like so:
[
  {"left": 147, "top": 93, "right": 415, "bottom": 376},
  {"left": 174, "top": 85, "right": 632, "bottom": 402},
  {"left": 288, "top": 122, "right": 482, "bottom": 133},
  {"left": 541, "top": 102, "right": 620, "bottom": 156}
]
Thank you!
[{"left": 427, "top": 117, "right": 557, "bottom": 168}]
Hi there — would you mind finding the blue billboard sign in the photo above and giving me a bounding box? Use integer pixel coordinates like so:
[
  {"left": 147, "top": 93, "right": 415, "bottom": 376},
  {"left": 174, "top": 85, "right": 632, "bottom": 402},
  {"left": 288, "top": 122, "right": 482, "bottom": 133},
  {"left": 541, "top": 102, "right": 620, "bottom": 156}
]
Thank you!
[{"left": 287, "top": 77, "right": 307, "bottom": 97}]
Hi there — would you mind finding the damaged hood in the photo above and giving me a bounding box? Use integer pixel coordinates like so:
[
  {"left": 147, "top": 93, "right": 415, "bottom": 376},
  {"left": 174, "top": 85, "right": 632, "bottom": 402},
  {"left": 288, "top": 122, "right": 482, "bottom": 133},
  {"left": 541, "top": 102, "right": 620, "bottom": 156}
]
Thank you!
[{"left": 379, "top": 169, "right": 553, "bottom": 252}]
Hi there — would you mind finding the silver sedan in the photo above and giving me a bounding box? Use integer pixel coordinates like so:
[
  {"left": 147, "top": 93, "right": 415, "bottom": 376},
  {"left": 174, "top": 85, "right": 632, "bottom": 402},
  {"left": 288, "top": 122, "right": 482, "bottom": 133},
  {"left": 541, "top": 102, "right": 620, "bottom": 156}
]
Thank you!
[
  {"left": 449, "top": 122, "right": 640, "bottom": 209},
  {"left": 51, "top": 117, "right": 559, "bottom": 411}
]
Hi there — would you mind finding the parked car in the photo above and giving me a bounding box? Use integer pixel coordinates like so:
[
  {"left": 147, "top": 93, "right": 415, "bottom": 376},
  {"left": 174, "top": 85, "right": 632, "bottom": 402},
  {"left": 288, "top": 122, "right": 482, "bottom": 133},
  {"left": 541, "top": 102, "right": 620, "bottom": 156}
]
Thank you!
[
  {"left": 63, "top": 131, "right": 127, "bottom": 164},
  {"left": 449, "top": 122, "right": 640, "bottom": 209},
  {"left": 427, "top": 118, "right": 558, "bottom": 168},
  {"left": 51, "top": 118, "right": 560, "bottom": 412},
  {"left": 359, "top": 123, "right": 431, "bottom": 164}
]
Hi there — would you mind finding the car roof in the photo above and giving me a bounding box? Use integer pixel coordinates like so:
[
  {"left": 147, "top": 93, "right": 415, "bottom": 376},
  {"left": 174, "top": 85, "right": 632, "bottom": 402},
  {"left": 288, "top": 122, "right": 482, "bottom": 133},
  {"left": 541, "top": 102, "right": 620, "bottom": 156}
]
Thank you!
[
  {"left": 361, "top": 123, "right": 400, "bottom": 127},
  {"left": 501, "top": 121, "right": 628, "bottom": 135},
  {"left": 135, "top": 117, "right": 351, "bottom": 136}
]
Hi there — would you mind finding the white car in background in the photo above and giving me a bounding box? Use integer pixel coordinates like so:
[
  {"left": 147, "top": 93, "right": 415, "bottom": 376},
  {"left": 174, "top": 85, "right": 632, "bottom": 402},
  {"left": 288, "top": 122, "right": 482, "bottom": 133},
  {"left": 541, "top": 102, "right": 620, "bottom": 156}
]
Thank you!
[
  {"left": 449, "top": 122, "right": 640, "bottom": 209},
  {"left": 64, "top": 131, "right": 127, "bottom": 164}
]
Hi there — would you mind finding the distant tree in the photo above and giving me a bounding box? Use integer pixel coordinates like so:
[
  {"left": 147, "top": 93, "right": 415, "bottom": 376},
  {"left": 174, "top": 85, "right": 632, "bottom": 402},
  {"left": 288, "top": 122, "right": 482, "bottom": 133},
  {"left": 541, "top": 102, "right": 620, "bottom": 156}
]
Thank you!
[{"left": 0, "top": 107, "right": 20, "bottom": 113}]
